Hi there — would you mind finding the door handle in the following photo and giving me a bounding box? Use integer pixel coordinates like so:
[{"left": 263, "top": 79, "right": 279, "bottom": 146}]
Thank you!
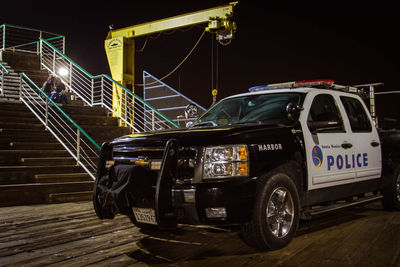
[
  {"left": 341, "top": 142, "right": 353, "bottom": 149},
  {"left": 371, "top": 141, "right": 380, "bottom": 147}
]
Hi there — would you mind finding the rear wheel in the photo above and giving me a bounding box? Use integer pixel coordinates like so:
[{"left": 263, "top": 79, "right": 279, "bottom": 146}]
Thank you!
[
  {"left": 382, "top": 164, "right": 400, "bottom": 210},
  {"left": 241, "top": 169, "right": 300, "bottom": 250}
]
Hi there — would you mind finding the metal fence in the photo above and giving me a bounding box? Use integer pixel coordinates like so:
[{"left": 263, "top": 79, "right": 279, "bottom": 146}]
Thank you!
[
  {"left": 1, "top": 24, "right": 180, "bottom": 180},
  {"left": 39, "top": 38, "right": 179, "bottom": 132},
  {"left": 0, "top": 61, "right": 8, "bottom": 96},
  {"left": 19, "top": 73, "right": 100, "bottom": 179},
  {"left": 143, "top": 71, "right": 206, "bottom": 127},
  {"left": 1, "top": 24, "right": 64, "bottom": 54}
]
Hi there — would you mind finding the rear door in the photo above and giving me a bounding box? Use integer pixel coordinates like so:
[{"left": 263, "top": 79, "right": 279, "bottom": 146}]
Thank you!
[{"left": 339, "top": 95, "right": 382, "bottom": 180}]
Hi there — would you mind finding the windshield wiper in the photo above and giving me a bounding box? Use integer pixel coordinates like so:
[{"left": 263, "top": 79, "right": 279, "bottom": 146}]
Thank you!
[{"left": 192, "top": 120, "right": 218, "bottom": 127}]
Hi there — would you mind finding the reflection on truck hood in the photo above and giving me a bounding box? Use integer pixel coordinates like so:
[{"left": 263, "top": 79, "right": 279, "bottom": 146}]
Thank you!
[{"left": 110, "top": 124, "right": 296, "bottom": 147}]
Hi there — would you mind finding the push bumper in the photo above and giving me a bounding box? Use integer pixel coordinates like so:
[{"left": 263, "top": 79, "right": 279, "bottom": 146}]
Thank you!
[{"left": 172, "top": 177, "right": 257, "bottom": 225}]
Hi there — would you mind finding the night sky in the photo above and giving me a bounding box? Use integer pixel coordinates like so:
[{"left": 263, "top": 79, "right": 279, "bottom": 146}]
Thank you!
[{"left": 2, "top": 0, "right": 399, "bottom": 121}]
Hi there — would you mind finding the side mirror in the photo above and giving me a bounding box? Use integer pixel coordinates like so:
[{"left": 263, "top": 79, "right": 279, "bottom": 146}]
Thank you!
[
  {"left": 185, "top": 104, "right": 198, "bottom": 118},
  {"left": 286, "top": 102, "right": 303, "bottom": 117}
]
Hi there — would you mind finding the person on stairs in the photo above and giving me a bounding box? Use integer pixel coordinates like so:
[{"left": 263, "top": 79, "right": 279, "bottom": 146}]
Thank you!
[
  {"left": 51, "top": 77, "right": 68, "bottom": 104},
  {"left": 41, "top": 74, "right": 54, "bottom": 98}
]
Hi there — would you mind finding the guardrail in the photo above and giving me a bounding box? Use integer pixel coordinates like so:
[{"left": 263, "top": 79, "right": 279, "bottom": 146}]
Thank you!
[
  {"left": 0, "top": 61, "right": 8, "bottom": 96},
  {"left": 39, "top": 38, "right": 179, "bottom": 132},
  {"left": 143, "top": 70, "right": 206, "bottom": 127},
  {"left": 1, "top": 24, "right": 178, "bottom": 132},
  {"left": 18, "top": 73, "right": 100, "bottom": 179},
  {"left": 1, "top": 24, "right": 64, "bottom": 54}
]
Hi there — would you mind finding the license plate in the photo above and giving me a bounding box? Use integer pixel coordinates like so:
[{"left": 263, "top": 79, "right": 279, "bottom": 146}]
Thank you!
[{"left": 132, "top": 207, "right": 157, "bottom": 225}]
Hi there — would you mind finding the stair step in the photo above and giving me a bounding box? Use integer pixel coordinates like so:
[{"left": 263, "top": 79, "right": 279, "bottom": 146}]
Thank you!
[
  {"left": 0, "top": 181, "right": 94, "bottom": 206},
  {"left": 9, "top": 142, "right": 62, "bottom": 150},
  {"left": 20, "top": 157, "right": 76, "bottom": 166},
  {"left": 0, "top": 150, "right": 70, "bottom": 165},
  {"left": 0, "top": 121, "right": 44, "bottom": 129},
  {"left": 0, "top": 165, "right": 84, "bottom": 184},
  {"left": 48, "top": 191, "right": 93, "bottom": 203},
  {"left": 35, "top": 172, "right": 92, "bottom": 183},
  {"left": 0, "top": 102, "right": 30, "bottom": 111}
]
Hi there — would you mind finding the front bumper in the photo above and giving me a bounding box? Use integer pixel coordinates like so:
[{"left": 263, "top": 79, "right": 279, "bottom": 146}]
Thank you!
[
  {"left": 172, "top": 178, "right": 257, "bottom": 225},
  {"left": 94, "top": 140, "right": 257, "bottom": 227}
]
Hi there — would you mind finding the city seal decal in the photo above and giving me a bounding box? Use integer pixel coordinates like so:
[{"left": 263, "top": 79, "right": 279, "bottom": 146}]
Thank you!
[{"left": 312, "top": 145, "right": 323, "bottom": 167}]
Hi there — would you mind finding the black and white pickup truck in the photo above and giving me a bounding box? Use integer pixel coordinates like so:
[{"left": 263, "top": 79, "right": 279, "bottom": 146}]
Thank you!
[{"left": 93, "top": 79, "right": 400, "bottom": 250}]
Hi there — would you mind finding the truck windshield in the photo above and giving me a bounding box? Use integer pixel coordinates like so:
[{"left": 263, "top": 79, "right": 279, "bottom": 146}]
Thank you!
[{"left": 192, "top": 93, "right": 303, "bottom": 127}]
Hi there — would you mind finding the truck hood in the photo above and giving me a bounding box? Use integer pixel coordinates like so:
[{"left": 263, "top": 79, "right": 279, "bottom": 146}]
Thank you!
[{"left": 110, "top": 124, "right": 297, "bottom": 147}]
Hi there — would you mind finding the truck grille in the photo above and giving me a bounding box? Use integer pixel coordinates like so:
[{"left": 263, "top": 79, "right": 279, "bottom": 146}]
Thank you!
[{"left": 111, "top": 142, "right": 198, "bottom": 183}]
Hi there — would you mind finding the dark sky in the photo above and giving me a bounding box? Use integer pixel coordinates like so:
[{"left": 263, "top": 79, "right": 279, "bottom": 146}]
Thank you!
[{"left": 2, "top": 0, "right": 399, "bottom": 120}]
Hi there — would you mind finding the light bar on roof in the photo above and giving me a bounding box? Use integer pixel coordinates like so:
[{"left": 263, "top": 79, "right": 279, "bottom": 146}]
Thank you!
[
  {"left": 249, "top": 79, "right": 335, "bottom": 92},
  {"left": 294, "top": 79, "right": 334, "bottom": 88}
]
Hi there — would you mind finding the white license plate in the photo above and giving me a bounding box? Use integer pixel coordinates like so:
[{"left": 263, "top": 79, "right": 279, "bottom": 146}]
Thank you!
[{"left": 132, "top": 207, "right": 157, "bottom": 225}]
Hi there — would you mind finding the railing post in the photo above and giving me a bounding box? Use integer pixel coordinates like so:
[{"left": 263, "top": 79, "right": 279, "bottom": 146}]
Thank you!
[
  {"left": 91, "top": 79, "right": 94, "bottom": 105},
  {"left": 45, "top": 98, "right": 49, "bottom": 129},
  {"left": 100, "top": 76, "right": 104, "bottom": 107},
  {"left": 19, "top": 75, "right": 22, "bottom": 99},
  {"left": 62, "top": 36, "right": 65, "bottom": 54},
  {"left": 52, "top": 49, "right": 56, "bottom": 73},
  {"left": 0, "top": 72, "right": 3, "bottom": 96},
  {"left": 37, "top": 31, "right": 42, "bottom": 55},
  {"left": 69, "top": 63, "right": 72, "bottom": 88},
  {"left": 124, "top": 90, "right": 128, "bottom": 126},
  {"left": 76, "top": 129, "right": 81, "bottom": 165},
  {"left": 39, "top": 39, "right": 43, "bottom": 70},
  {"left": 152, "top": 110, "right": 155, "bottom": 131},
  {"left": 2, "top": 25, "right": 5, "bottom": 50}
]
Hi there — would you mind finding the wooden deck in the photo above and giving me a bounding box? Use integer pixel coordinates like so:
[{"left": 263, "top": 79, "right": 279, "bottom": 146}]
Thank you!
[{"left": 0, "top": 201, "right": 399, "bottom": 266}]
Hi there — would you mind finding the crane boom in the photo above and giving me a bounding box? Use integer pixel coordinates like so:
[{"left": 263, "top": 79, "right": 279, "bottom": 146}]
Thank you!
[
  {"left": 107, "top": 2, "right": 237, "bottom": 39},
  {"left": 104, "top": 2, "right": 238, "bottom": 127}
]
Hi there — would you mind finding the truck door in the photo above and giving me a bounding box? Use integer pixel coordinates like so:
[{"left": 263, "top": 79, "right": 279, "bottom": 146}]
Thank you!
[
  {"left": 302, "top": 92, "right": 356, "bottom": 190},
  {"left": 339, "top": 96, "right": 382, "bottom": 180}
]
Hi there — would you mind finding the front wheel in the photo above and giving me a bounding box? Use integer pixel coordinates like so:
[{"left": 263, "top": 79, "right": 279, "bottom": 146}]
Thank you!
[{"left": 241, "top": 170, "right": 300, "bottom": 250}]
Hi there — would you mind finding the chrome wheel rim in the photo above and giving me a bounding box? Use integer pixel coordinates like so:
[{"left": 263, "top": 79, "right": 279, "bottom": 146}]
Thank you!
[
  {"left": 396, "top": 173, "right": 400, "bottom": 203},
  {"left": 266, "top": 187, "right": 294, "bottom": 238}
]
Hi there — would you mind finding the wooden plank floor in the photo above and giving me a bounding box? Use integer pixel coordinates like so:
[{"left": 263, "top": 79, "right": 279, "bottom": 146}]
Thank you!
[{"left": 0, "top": 201, "right": 399, "bottom": 266}]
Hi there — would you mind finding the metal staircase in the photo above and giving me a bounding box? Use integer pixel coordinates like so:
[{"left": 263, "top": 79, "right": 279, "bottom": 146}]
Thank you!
[
  {"left": 0, "top": 61, "right": 23, "bottom": 102},
  {"left": 0, "top": 61, "right": 130, "bottom": 206},
  {"left": 0, "top": 24, "right": 135, "bottom": 205},
  {"left": 0, "top": 24, "right": 190, "bottom": 206}
]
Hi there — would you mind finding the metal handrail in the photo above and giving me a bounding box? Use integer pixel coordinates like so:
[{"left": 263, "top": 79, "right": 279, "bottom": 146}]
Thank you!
[
  {"left": 18, "top": 72, "right": 100, "bottom": 179},
  {"left": 0, "top": 61, "right": 8, "bottom": 96},
  {"left": 1, "top": 24, "right": 65, "bottom": 53},
  {"left": 39, "top": 38, "right": 179, "bottom": 132}
]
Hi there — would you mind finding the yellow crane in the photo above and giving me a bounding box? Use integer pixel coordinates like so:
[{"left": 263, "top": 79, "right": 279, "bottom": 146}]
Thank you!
[{"left": 105, "top": 2, "right": 238, "bottom": 124}]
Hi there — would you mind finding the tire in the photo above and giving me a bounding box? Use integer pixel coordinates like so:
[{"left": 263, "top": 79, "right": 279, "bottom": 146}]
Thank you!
[
  {"left": 382, "top": 164, "right": 400, "bottom": 211},
  {"left": 240, "top": 169, "right": 300, "bottom": 250}
]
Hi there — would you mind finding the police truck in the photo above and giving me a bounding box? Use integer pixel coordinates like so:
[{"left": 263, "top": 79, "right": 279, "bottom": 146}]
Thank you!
[{"left": 93, "top": 79, "right": 400, "bottom": 250}]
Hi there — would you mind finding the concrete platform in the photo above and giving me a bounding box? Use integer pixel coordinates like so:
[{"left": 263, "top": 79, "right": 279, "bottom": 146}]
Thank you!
[{"left": 0, "top": 201, "right": 399, "bottom": 266}]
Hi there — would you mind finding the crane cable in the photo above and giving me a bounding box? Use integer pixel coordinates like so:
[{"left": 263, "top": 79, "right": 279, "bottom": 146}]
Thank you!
[{"left": 135, "top": 29, "right": 206, "bottom": 87}]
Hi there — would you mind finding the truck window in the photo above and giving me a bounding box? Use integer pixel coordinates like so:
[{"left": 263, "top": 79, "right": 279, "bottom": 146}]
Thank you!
[
  {"left": 307, "top": 94, "right": 344, "bottom": 132},
  {"left": 193, "top": 93, "right": 304, "bottom": 127},
  {"left": 340, "top": 96, "right": 372, "bottom": 132}
]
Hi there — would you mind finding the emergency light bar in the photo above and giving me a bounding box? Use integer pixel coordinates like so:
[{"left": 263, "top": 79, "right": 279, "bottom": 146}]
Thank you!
[
  {"left": 249, "top": 79, "right": 335, "bottom": 92},
  {"left": 248, "top": 79, "right": 363, "bottom": 95}
]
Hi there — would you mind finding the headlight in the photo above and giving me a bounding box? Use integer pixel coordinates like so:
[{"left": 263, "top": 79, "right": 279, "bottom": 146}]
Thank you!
[{"left": 203, "top": 145, "right": 249, "bottom": 179}]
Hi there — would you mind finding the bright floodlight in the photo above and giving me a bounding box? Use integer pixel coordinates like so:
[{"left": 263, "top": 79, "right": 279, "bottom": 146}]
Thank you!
[{"left": 58, "top": 67, "right": 69, "bottom": 76}]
